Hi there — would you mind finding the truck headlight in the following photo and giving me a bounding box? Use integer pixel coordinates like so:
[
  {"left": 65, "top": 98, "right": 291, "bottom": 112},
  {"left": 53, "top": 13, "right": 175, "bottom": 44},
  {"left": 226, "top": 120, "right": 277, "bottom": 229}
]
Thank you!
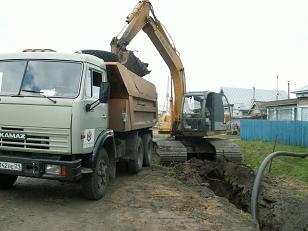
[{"left": 45, "top": 164, "right": 61, "bottom": 175}]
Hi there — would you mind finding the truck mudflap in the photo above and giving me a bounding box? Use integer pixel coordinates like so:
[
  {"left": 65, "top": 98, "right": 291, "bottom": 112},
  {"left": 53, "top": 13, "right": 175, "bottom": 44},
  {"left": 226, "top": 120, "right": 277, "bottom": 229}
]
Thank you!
[{"left": 0, "top": 155, "right": 82, "bottom": 181}]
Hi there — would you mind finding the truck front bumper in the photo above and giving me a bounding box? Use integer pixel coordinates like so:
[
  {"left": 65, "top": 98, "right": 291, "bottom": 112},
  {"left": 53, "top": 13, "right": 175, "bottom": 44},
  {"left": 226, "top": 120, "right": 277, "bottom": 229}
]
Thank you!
[{"left": 0, "top": 155, "right": 82, "bottom": 181}]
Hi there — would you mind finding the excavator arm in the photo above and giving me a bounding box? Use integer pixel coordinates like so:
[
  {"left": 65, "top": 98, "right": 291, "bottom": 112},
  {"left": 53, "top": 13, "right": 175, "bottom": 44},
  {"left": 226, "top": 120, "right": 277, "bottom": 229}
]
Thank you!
[
  {"left": 111, "top": 1, "right": 150, "bottom": 55},
  {"left": 110, "top": 0, "right": 186, "bottom": 134}
]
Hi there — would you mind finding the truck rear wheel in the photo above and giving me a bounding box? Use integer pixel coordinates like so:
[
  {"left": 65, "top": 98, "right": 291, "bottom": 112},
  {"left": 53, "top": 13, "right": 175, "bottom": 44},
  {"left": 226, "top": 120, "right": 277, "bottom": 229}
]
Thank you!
[
  {"left": 0, "top": 174, "right": 18, "bottom": 189},
  {"left": 128, "top": 137, "right": 144, "bottom": 173},
  {"left": 82, "top": 148, "right": 110, "bottom": 200},
  {"left": 109, "top": 157, "right": 116, "bottom": 180},
  {"left": 142, "top": 134, "right": 153, "bottom": 167}
]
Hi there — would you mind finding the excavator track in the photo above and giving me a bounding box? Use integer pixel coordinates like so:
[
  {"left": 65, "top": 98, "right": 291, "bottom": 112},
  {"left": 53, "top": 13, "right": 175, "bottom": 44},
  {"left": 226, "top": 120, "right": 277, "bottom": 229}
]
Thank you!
[
  {"left": 206, "top": 138, "right": 241, "bottom": 162},
  {"left": 154, "top": 137, "right": 241, "bottom": 163},
  {"left": 154, "top": 138, "right": 187, "bottom": 163}
]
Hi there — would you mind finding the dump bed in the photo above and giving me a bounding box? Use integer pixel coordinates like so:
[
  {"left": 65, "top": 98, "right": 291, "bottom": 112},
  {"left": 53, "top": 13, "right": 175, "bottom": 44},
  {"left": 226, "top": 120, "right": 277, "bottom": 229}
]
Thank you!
[{"left": 106, "top": 62, "right": 157, "bottom": 132}]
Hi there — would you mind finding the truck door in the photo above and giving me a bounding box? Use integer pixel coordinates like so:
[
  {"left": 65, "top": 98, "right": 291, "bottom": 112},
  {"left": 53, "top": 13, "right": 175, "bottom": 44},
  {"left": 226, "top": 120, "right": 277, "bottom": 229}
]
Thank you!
[{"left": 83, "top": 66, "right": 108, "bottom": 147}]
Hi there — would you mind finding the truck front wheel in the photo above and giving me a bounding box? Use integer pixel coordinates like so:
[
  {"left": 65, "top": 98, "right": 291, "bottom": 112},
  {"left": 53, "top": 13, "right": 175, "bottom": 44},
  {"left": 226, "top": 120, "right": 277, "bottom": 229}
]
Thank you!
[
  {"left": 0, "top": 174, "right": 18, "bottom": 189},
  {"left": 128, "top": 137, "right": 144, "bottom": 173},
  {"left": 82, "top": 148, "right": 110, "bottom": 200}
]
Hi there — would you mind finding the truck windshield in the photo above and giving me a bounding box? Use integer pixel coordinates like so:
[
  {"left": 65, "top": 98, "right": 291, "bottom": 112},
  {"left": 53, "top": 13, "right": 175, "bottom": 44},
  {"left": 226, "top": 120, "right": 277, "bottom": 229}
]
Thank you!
[{"left": 0, "top": 60, "right": 82, "bottom": 98}]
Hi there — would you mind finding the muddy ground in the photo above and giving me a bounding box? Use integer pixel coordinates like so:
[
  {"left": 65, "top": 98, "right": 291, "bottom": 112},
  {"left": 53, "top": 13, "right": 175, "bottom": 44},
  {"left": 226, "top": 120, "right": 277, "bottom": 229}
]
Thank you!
[
  {"left": 0, "top": 165, "right": 258, "bottom": 231},
  {"left": 2, "top": 156, "right": 307, "bottom": 231},
  {"left": 175, "top": 158, "right": 308, "bottom": 231}
]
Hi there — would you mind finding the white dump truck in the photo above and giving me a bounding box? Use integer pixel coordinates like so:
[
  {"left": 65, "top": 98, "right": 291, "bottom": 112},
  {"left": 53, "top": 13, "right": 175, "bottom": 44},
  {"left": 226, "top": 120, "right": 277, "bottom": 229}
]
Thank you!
[{"left": 0, "top": 51, "right": 157, "bottom": 199}]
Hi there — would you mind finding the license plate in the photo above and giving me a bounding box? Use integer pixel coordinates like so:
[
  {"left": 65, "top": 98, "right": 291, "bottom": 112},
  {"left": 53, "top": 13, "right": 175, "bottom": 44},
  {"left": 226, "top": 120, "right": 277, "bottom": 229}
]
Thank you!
[{"left": 0, "top": 161, "right": 22, "bottom": 171}]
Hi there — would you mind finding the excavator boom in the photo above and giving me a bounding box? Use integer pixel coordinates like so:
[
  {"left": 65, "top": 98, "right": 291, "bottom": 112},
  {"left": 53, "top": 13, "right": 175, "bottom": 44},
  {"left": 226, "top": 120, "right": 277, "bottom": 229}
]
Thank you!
[{"left": 111, "top": 0, "right": 185, "bottom": 133}]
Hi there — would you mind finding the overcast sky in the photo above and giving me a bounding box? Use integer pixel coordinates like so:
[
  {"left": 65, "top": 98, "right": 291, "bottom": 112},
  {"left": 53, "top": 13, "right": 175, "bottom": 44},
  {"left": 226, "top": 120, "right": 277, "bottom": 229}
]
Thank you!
[{"left": 1, "top": 0, "right": 307, "bottom": 106}]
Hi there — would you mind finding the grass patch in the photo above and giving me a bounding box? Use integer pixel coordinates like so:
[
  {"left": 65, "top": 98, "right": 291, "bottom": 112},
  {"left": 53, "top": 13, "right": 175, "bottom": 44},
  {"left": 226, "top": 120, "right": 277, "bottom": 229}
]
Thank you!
[{"left": 234, "top": 139, "right": 308, "bottom": 182}]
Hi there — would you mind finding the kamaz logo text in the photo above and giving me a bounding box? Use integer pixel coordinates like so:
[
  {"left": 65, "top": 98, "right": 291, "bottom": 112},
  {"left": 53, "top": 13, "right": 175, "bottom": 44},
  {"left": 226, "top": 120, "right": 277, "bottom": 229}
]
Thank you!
[{"left": 0, "top": 132, "right": 26, "bottom": 140}]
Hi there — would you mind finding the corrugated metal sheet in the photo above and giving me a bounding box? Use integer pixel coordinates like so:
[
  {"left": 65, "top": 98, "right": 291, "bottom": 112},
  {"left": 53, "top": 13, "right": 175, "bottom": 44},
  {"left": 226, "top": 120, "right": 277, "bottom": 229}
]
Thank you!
[{"left": 240, "top": 119, "right": 308, "bottom": 147}]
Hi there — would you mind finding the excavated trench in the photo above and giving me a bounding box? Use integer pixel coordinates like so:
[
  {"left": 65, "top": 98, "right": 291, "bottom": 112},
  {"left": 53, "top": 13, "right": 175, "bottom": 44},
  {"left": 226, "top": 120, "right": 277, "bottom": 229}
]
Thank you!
[{"left": 175, "top": 158, "right": 308, "bottom": 231}]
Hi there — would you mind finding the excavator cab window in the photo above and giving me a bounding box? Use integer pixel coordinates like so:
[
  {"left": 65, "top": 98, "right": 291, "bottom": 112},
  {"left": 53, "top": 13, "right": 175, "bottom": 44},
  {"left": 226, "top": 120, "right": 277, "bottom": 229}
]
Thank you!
[
  {"left": 182, "top": 95, "right": 208, "bottom": 132},
  {"left": 183, "top": 96, "right": 202, "bottom": 118}
]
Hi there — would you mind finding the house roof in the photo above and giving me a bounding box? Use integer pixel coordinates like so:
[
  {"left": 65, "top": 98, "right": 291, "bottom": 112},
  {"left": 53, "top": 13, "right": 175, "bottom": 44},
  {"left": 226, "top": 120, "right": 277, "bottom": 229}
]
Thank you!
[
  {"left": 292, "top": 85, "right": 308, "bottom": 94},
  {"left": 251, "top": 101, "right": 268, "bottom": 109},
  {"left": 264, "top": 98, "right": 298, "bottom": 107},
  {"left": 248, "top": 101, "right": 268, "bottom": 116},
  {"left": 221, "top": 87, "right": 288, "bottom": 109}
]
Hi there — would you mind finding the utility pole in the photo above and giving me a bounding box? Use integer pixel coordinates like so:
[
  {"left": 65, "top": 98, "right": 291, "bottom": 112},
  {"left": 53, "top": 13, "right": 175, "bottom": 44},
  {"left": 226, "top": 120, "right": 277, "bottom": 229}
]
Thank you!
[
  {"left": 252, "top": 87, "right": 256, "bottom": 104},
  {"left": 287, "top": 81, "right": 290, "bottom": 99},
  {"left": 276, "top": 75, "right": 279, "bottom": 100}
]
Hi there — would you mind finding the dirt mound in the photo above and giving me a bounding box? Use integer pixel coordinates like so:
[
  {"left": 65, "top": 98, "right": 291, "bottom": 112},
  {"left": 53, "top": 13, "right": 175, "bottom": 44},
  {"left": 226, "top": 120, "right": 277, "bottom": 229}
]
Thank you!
[
  {"left": 78, "top": 50, "right": 150, "bottom": 77},
  {"left": 257, "top": 178, "right": 308, "bottom": 231},
  {"left": 175, "top": 158, "right": 308, "bottom": 230},
  {"left": 176, "top": 158, "right": 223, "bottom": 182}
]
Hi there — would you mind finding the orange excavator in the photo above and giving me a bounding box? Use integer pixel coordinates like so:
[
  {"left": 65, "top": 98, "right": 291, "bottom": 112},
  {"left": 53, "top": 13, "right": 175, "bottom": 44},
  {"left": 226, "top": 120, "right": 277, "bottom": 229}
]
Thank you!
[{"left": 110, "top": 0, "right": 241, "bottom": 162}]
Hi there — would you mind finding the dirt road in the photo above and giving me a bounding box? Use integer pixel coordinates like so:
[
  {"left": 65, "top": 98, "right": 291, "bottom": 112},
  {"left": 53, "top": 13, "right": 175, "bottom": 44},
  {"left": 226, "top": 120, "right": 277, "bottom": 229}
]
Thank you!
[{"left": 0, "top": 166, "right": 257, "bottom": 231}]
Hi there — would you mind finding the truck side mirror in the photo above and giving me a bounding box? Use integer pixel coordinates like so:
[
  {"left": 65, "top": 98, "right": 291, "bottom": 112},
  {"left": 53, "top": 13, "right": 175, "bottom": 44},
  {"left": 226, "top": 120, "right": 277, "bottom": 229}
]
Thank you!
[
  {"left": 85, "top": 82, "right": 110, "bottom": 112},
  {"left": 99, "top": 82, "right": 110, "bottom": 103}
]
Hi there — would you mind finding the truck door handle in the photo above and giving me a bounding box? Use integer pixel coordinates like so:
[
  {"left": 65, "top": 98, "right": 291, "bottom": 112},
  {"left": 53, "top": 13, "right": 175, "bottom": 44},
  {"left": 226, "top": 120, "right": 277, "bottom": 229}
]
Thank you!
[{"left": 101, "top": 115, "right": 107, "bottom": 119}]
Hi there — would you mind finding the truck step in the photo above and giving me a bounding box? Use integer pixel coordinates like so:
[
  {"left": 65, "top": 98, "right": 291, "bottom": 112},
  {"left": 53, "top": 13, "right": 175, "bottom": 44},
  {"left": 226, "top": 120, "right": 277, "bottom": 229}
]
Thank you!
[{"left": 81, "top": 168, "right": 94, "bottom": 174}]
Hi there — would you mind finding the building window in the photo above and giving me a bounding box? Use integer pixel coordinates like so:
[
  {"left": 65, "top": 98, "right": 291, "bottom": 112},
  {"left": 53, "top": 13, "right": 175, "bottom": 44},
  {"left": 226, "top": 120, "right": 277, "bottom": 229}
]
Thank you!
[
  {"left": 299, "top": 107, "right": 308, "bottom": 121},
  {"left": 277, "top": 108, "right": 293, "bottom": 120},
  {"left": 268, "top": 107, "right": 296, "bottom": 120},
  {"left": 268, "top": 108, "right": 277, "bottom": 120}
]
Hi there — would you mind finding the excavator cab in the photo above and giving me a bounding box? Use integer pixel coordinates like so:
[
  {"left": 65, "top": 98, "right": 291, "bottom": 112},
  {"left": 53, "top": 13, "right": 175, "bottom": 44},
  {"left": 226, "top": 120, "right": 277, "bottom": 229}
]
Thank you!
[{"left": 181, "top": 91, "right": 226, "bottom": 135}]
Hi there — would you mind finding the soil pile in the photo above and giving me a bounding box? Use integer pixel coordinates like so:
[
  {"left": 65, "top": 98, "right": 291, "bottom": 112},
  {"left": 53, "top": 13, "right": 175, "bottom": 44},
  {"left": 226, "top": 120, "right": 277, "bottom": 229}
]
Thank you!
[{"left": 175, "top": 158, "right": 308, "bottom": 230}]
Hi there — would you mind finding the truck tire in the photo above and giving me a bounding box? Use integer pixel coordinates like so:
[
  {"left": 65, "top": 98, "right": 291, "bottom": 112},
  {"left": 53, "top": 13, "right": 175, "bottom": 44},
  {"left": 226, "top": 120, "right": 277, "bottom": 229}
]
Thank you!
[
  {"left": 0, "top": 174, "right": 18, "bottom": 189},
  {"left": 109, "top": 157, "right": 116, "bottom": 180},
  {"left": 142, "top": 134, "right": 153, "bottom": 167},
  {"left": 78, "top": 50, "right": 119, "bottom": 62},
  {"left": 128, "top": 136, "right": 144, "bottom": 173},
  {"left": 82, "top": 148, "right": 110, "bottom": 200}
]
